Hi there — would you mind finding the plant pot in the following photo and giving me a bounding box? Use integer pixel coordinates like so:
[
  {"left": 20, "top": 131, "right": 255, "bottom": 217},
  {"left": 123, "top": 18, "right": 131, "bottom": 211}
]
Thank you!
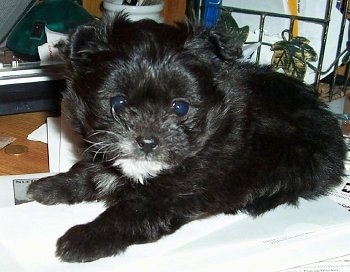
[{"left": 103, "top": 1, "right": 163, "bottom": 22}]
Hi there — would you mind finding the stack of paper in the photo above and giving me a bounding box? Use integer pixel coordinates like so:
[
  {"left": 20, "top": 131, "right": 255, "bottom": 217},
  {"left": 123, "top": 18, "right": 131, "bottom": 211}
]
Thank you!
[
  {"left": 47, "top": 116, "right": 79, "bottom": 173},
  {"left": 0, "top": 195, "right": 349, "bottom": 271}
]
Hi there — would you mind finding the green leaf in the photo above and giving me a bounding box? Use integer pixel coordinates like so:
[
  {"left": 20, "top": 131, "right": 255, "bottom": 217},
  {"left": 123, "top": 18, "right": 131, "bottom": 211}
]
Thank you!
[
  {"left": 217, "top": 9, "right": 249, "bottom": 43},
  {"left": 293, "top": 36, "right": 311, "bottom": 45},
  {"left": 239, "top": 25, "right": 249, "bottom": 44},
  {"left": 271, "top": 36, "right": 318, "bottom": 80}
]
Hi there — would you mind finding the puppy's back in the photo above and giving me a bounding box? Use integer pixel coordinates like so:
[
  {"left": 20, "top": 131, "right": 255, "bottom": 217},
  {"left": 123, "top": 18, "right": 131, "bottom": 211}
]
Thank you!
[{"left": 219, "top": 62, "right": 347, "bottom": 215}]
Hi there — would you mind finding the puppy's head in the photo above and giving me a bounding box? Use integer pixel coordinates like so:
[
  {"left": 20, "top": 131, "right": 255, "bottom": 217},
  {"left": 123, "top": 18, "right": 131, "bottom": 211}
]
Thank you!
[{"left": 59, "top": 14, "right": 242, "bottom": 183}]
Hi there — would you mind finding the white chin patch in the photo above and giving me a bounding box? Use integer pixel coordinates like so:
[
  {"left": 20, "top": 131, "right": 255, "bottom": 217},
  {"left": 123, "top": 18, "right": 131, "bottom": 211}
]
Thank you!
[{"left": 114, "top": 159, "right": 169, "bottom": 184}]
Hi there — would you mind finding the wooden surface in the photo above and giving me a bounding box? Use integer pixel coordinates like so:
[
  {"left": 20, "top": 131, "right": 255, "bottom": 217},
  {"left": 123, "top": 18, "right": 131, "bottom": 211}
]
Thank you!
[
  {"left": 163, "top": 0, "right": 187, "bottom": 24},
  {"left": 0, "top": 112, "right": 52, "bottom": 175}
]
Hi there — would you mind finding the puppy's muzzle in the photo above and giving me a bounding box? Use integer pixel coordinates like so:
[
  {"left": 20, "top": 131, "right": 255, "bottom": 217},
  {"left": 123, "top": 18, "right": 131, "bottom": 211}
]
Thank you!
[{"left": 136, "top": 136, "right": 159, "bottom": 154}]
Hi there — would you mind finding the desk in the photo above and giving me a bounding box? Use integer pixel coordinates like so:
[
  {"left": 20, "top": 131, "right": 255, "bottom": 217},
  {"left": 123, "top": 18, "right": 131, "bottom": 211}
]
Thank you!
[{"left": 0, "top": 112, "right": 54, "bottom": 175}]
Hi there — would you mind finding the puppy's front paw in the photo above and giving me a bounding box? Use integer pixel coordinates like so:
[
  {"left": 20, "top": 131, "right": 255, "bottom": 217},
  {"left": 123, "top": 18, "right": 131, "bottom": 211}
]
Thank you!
[
  {"left": 27, "top": 175, "right": 70, "bottom": 205},
  {"left": 56, "top": 224, "right": 123, "bottom": 262}
]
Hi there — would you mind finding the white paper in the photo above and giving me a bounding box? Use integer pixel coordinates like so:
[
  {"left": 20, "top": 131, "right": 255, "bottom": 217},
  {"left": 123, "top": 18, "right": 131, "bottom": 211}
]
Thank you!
[
  {"left": 0, "top": 196, "right": 349, "bottom": 272},
  {"left": 58, "top": 116, "right": 80, "bottom": 172},
  {"left": 0, "top": 173, "right": 53, "bottom": 207},
  {"left": 328, "top": 173, "right": 350, "bottom": 212},
  {"left": 45, "top": 26, "right": 68, "bottom": 44},
  {"left": 0, "top": 136, "right": 16, "bottom": 149},
  {"left": 27, "top": 123, "right": 48, "bottom": 143},
  {"left": 46, "top": 116, "right": 79, "bottom": 173},
  {"left": 283, "top": 254, "right": 350, "bottom": 272},
  {"left": 37, "top": 27, "right": 68, "bottom": 63},
  {"left": 47, "top": 117, "right": 62, "bottom": 173}
]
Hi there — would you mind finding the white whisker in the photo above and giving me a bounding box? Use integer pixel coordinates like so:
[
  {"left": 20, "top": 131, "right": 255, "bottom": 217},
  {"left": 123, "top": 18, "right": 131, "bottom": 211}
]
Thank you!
[
  {"left": 93, "top": 144, "right": 110, "bottom": 161},
  {"left": 82, "top": 129, "right": 125, "bottom": 163},
  {"left": 82, "top": 141, "right": 106, "bottom": 155},
  {"left": 87, "top": 130, "right": 118, "bottom": 138},
  {"left": 103, "top": 145, "right": 124, "bottom": 162}
]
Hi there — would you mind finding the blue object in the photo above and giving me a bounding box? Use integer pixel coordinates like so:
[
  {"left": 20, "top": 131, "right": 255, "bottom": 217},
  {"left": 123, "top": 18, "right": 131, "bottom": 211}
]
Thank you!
[
  {"left": 202, "top": 0, "right": 222, "bottom": 28},
  {"left": 172, "top": 100, "right": 190, "bottom": 117}
]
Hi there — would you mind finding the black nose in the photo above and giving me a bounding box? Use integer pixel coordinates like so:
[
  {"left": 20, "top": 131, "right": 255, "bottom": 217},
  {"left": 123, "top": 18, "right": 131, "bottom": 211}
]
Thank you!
[{"left": 136, "top": 136, "right": 159, "bottom": 154}]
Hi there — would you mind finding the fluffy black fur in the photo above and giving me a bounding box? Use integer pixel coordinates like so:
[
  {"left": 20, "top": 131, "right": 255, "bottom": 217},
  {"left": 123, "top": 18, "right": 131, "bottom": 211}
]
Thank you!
[{"left": 27, "top": 14, "right": 347, "bottom": 263}]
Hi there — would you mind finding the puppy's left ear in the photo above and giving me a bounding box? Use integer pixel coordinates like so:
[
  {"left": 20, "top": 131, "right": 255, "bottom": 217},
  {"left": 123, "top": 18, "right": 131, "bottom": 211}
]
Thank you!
[
  {"left": 184, "top": 23, "right": 243, "bottom": 63},
  {"left": 208, "top": 28, "right": 243, "bottom": 61}
]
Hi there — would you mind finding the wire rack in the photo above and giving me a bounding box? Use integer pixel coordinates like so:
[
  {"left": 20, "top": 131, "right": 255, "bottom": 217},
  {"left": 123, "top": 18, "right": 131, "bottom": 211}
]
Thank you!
[{"left": 194, "top": 0, "right": 350, "bottom": 102}]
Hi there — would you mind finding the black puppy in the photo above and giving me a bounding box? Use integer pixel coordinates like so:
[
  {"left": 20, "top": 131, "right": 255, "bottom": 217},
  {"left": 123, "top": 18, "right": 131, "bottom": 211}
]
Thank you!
[{"left": 27, "top": 14, "right": 346, "bottom": 262}]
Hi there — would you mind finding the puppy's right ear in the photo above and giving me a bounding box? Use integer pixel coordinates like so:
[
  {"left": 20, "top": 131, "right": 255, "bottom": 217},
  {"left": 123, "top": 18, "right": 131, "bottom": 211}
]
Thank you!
[{"left": 57, "top": 24, "right": 110, "bottom": 73}]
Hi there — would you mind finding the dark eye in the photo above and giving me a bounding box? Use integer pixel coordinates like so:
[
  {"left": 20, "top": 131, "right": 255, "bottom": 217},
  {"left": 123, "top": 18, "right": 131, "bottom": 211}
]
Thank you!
[
  {"left": 171, "top": 100, "right": 189, "bottom": 117},
  {"left": 110, "top": 95, "right": 127, "bottom": 113}
]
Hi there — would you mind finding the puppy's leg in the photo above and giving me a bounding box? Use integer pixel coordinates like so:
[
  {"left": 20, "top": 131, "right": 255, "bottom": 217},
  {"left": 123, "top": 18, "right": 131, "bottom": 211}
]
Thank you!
[
  {"left": 27, "top": 161, "right": 110, "bottom": 205},
  {"left": 55, "top": 190, "right": 205, "bottom": 262},
  {"left": 56, "top": 176, "right": 216, "bottom": 262}
]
